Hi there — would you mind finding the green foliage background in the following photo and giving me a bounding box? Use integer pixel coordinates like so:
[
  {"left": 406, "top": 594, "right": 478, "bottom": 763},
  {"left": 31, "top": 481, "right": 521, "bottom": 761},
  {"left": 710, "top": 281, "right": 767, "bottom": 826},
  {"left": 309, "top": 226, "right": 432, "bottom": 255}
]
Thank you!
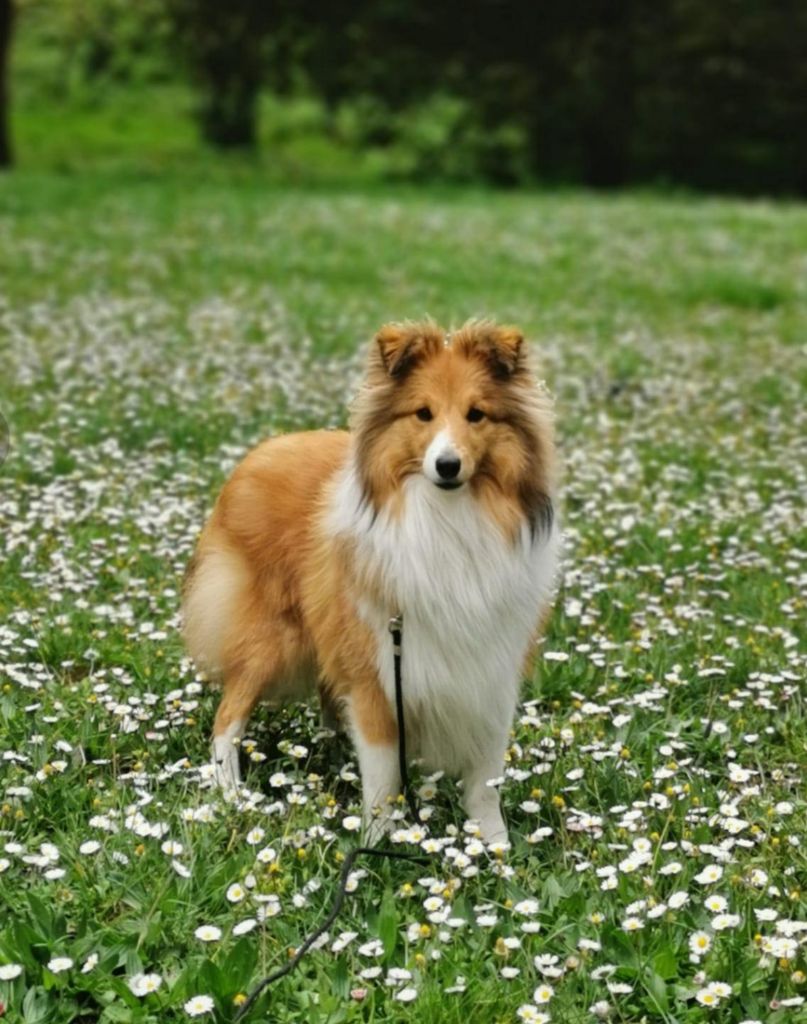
[{"left": 9, "top": 0, "right": 807, "bottom": 191}]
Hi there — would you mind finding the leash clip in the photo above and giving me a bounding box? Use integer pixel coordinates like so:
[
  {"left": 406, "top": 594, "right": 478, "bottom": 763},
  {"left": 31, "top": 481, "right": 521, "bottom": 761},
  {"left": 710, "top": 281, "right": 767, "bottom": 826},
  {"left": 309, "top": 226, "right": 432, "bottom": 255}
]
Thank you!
[{"left": 388, "top": 613, "right": 403, "bottom": 653}]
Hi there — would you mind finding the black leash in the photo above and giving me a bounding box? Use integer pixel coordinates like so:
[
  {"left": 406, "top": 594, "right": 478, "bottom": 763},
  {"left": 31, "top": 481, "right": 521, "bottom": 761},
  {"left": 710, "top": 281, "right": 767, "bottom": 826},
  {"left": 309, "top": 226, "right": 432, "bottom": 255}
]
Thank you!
[
  {"left": 233, "top": 844, "right": 426, "bottom": 1019},
  {"left": 389, "top": 613, "right": 423, "bottom": 826},
  {"left": 235, "top": 613, "right": 425, "bottom": 1021}
]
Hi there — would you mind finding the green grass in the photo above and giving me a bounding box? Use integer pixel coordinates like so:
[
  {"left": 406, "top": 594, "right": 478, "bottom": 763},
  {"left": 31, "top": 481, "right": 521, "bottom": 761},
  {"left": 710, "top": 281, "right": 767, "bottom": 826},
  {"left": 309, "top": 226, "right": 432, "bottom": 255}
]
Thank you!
[{"left": 1, "top": 165, "right": 806, "bottom": 1024}]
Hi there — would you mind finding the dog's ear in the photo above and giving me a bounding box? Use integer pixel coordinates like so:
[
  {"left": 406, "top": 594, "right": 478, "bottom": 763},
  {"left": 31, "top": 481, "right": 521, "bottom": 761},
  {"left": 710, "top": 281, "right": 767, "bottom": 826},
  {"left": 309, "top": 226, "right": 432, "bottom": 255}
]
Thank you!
[
  {"left": 484, "top": 325, "right": 525, "bottom": 378},
  {"left": 458, "top": 322, "right": 525, "bottom": 379},
  {"left": 375, "top": 322, "right": 440, "bottom": 378}
]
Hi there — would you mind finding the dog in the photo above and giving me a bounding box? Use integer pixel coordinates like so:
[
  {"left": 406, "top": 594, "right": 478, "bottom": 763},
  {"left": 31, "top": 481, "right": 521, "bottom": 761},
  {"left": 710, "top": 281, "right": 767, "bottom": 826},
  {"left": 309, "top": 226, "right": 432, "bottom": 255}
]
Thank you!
[{"left": 182, "top": 319, "right": 559, "bottom": 843}]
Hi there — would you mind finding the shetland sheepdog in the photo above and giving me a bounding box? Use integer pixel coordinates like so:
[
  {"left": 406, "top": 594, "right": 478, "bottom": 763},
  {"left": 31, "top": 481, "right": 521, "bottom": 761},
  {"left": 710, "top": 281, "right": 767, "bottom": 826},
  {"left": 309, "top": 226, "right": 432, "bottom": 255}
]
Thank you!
[{"left": 182, "top": 320, "right": 559, "bottom": 843}]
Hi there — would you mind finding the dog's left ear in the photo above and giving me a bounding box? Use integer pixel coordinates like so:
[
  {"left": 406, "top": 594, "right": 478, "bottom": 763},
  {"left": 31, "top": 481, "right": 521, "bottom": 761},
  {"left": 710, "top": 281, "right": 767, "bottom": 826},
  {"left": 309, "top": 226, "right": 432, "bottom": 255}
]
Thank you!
[
  {"left": 483, "top": 325, "right": 525, "bottom": 378},
  {"left": 374, "top": 322, "right": 439, "bottom": 378}
]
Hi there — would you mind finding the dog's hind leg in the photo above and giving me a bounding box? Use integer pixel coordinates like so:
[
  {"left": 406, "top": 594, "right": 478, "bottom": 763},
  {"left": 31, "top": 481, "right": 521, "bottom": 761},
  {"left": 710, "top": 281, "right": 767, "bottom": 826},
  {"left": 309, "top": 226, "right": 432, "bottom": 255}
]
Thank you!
[
  {"left": 211, "top": 672, "right": 264, "bottom": 791},
  {"left": 319, "top": 686, "right": 342, "bottom": 733},
  {"left": 212, "top": 613, "right": 311, "bottom": 790}
]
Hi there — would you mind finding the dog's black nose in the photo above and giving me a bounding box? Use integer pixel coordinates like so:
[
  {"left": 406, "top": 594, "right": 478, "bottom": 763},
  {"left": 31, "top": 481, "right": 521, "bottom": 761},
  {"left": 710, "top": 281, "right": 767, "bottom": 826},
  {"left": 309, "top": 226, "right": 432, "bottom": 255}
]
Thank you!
[{"left": 436, "top": 455, "right": 461, "bottom": 480}]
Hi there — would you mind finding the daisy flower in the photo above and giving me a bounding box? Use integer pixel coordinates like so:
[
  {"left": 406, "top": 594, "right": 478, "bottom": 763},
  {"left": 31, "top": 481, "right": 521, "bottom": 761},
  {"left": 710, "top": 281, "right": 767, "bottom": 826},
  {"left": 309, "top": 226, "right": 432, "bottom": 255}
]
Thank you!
[
  {"left": 708, "top": 982, "right": 732, "bottom": 998},
  {"left": 233, "top": 918, "right": 258, "bottom": 936},
  {"left": 128, "top": 972, "right": 162, "bottom": 996},
  {"left": 47, "top": 957, "right": 73, "bottom": 974},
  {"left": 358, "top": 939, "right": 384, "bottom": 957},
  {"left": 184, "top": 994, "right": 215, "bottom": 1016},
  {"left": 711, "top": 913, "right": 740, "bottom": 931},
  {"left": 517, "top": 1007, "right": 551, "bottom": 1023},
  {"left": 81, "top": 953, "right": 98, "bottom": 973},
  {"left": 694, "top": 864, "right": 723, "bottom": 885},
  {"left": 514, "top": 898, "right": 539, "bottom": 915},
  {"left": 534, "top": 954, "right": 563, "bottom": 978},
  {"left": 226, "top": 882, "right": 246, "bottom": 903}
]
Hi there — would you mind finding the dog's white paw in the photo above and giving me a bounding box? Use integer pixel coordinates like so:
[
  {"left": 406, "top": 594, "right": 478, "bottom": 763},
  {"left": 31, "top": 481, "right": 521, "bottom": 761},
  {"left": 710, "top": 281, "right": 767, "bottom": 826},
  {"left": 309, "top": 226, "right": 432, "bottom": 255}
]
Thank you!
[
  {"left": 211, "top": 737, "right": 241, "bottom": 792},
  {"left": 468, "top": 811, "right": 509, "bottom": 847},
  {"left": 362, "top": 810, "right": 398, "bottom": 846}
]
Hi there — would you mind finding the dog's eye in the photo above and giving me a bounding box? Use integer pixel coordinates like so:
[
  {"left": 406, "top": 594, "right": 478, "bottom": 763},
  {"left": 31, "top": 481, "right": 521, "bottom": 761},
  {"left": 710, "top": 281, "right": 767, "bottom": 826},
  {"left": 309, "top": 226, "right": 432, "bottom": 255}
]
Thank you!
[
  {"left": 467, "top": 407, "right": 485, "bottom": 423},
  {"left": 415, "top": 407, "right": 433, "bottom": 422}
]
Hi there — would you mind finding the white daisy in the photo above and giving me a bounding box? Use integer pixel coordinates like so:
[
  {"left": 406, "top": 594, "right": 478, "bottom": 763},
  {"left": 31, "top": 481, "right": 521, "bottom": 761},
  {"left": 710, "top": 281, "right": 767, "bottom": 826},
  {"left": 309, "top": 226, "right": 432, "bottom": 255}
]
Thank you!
[
  {"left": 81, "top": 953, "right": 98, "bottom": 973},
  {"left": 233, "top": 918, "right": 258, "bottom": 936},
  {"left": 184, "top": 994, "right": 215, "bottom": 1016},
  {"left": 128, "top": 972, "right": 162, "bottom": 996},
  {"left": 226, "top": 882, "right": 246, "bottom": 903},
  {"left": 47, "top": 957, "right": 73, "bottom": 974},
  {"left": 694, "top": 864, "right": 723, "bottom": 885}
]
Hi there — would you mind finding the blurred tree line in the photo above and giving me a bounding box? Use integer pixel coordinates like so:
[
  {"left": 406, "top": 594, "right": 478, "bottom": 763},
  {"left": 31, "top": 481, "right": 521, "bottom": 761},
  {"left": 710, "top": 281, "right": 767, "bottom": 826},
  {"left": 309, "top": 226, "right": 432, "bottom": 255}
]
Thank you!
[{"left": 5, "top": 0, "right": 807, "bottom": 193}]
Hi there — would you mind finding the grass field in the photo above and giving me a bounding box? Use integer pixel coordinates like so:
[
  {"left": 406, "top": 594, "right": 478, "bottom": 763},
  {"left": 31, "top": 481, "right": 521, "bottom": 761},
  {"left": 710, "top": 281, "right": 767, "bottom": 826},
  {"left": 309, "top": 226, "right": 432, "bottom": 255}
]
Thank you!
[{"left": 1, "top": 170, "right": 806, "bottom": 1024}]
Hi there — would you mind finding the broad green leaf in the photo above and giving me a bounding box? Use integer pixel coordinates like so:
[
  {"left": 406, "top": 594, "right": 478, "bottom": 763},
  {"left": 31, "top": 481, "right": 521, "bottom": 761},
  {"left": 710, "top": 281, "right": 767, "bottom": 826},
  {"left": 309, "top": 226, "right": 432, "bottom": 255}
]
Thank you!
[
  {"left": 652, "top": 947, "right": 679, "bottom": 981},
  {"left": 644, "top": 968, "right": 670, "bottom": 1013},
  {"left": 377, "top": 888, "right": 398, "bottom": 959}
]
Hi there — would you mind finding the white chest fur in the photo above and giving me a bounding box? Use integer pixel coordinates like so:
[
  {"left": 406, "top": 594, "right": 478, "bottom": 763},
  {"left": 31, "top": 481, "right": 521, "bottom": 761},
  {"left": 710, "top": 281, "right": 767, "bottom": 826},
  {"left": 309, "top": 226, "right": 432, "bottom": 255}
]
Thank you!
[{"left": 327, "top": 463, "right": 560, "bottom": 773}]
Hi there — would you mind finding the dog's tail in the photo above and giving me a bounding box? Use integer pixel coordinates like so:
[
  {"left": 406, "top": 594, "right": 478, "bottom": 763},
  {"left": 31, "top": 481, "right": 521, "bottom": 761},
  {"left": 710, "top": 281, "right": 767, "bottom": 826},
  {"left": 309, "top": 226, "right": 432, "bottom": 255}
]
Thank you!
[{"left": 181, "top": 534, "right": 251, "bottom": 680}]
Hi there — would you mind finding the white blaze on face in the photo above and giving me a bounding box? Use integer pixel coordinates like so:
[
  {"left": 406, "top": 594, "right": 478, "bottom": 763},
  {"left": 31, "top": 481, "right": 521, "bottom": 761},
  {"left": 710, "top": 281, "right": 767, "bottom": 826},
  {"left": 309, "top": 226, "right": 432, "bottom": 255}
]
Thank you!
[{"left": 423, "top": 428, "right": 463, "bottom": 485}]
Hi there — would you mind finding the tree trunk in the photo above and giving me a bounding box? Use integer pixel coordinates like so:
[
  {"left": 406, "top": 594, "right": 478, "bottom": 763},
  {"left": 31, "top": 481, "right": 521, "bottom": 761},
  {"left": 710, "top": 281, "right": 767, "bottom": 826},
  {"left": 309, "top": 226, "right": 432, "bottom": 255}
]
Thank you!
[
  {"left": 0, "top": 0, "right": 13, "bottom": 168},
  {"left": 580, "top": 2, "right": 635, "bottom": 188},
  {"left": 168, "top": 0, "right": 268, "bottom": 151},
  {"left": 199, "top": 75, "right": 259, "bottom": 148}
]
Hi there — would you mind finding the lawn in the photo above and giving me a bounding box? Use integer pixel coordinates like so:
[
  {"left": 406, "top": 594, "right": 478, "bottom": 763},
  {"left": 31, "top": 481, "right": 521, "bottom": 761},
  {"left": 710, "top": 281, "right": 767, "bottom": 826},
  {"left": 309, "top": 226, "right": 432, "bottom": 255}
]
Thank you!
[{"left": 1, "top": 170, "right": 806, "bottom": 1024}]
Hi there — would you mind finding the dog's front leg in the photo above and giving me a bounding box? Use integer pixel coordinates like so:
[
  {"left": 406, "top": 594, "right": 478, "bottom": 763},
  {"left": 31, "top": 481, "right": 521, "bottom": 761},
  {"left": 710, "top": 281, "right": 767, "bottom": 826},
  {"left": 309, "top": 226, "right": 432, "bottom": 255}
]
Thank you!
[
  {"left": 462, "top": 736, "right": 509, "bottom": 845},
  {"left": 345, "top": 690, "right": 401, "bottom": 844},
  {"left": 357, "top": 740, "right": 401, "bottom": 844}
]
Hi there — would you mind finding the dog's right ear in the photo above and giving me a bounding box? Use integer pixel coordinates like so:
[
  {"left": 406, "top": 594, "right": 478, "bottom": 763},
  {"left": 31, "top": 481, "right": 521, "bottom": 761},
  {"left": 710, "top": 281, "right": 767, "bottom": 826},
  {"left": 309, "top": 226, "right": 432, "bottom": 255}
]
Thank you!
[{"left": 374, "top": 322, "right": 441, "bottom": 378}]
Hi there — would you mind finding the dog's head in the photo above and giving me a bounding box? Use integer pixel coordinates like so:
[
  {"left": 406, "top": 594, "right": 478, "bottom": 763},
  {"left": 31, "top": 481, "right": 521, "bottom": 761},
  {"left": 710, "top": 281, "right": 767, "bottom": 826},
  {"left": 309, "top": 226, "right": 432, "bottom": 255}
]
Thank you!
[{"left": 351, "top": 319, "right": 555, "bottom": 537}]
